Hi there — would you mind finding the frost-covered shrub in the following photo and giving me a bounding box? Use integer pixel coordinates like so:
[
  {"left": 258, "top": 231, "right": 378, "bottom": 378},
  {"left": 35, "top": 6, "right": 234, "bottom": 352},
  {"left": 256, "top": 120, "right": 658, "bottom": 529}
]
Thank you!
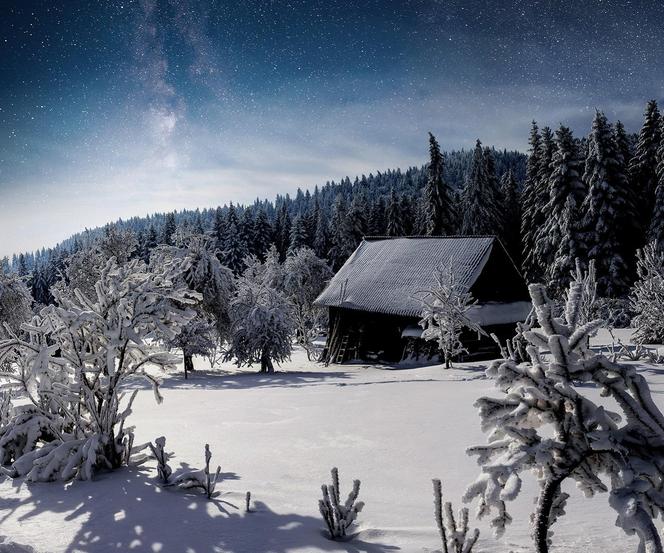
[
  {"left": 0, "top": 272, "right": 32, "bottom": 340},
  {"left": 433, "top": 479, "right": 480, "bottom": 553},
  {"left": 318, "top": 467, "right": 364, "bottom": 540},
  {"left": 149, "top": 436, "right": 173, "bottom": 484},
  {"left": 419, "top": 260, "right": 483, "bottom": 368},
  {"left": 281, "top": 247, "right": 333, "bottom": 361},
  {"left": 172, "top": 443, "right": 221, "bottom": 499},
  {"left": 465, "top": 281, "right": 664, "bottom": 553},
  {"left": 226, "top": 256, "right": 294, "bottom": 373},
  {"left": 630, "top": 242, "right": 664, "bottom": 344},
  {"left": 0, "top": 257, "right": 198, "bottom": 481}
]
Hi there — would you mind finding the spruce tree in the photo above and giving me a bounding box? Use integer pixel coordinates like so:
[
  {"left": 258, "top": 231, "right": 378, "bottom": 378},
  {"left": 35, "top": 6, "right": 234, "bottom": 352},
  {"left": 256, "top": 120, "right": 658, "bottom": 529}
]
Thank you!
[
  {"left": 582, "top": 110, "right": 630, "bottom": 296},
  {"left": 385, "top": 188, "right": 404, "bottom": 236},
  {"left": 313, "top": 208, "right": 329, "bottom": 258},
  {"left": 347, "top": 191, "right": 369, "bottom": 246},
  {"left": 460, "top": 139, "right": 502, "bottom": 235},
  {"left": 520, "top": 121, "right": 542, "bottom": 282},
  {"left": 423, "top": 132, "right": 454, "bottom": 235},
  {"left": 275, "top": 203, "right": 292, "bottom": 260},
  {"left": 288, "top": 214, "right": 310, "bottom": 253},
  {"left": 540, "top": 125, "right": 586, "bottom": 293},
  {"left": 213, "top": 207, "right": 225, "bottom": 250},
  {"left": 161, "top": 212, "right": 177, "bottom": 246},
  {"left": 629, "top": 100, "right": 661, "bottom": 232},
  {"left": 253, "top": 207, "right": 273, "bottom": 260},
  {"left": 328, "top": 194, "right": 355, "bottom": 270},
  {"left": 523, "top": 126, "right": 555, "bottom": 282},
  {"left": 499, "top": 168, "right": 521, "bottom": 263}
]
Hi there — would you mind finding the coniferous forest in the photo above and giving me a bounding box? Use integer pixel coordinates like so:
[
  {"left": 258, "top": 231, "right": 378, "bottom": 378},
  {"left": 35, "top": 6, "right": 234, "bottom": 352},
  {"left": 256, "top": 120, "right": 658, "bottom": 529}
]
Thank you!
[{"left": 6, "top": 101, "right": 664, "bottom": 307}]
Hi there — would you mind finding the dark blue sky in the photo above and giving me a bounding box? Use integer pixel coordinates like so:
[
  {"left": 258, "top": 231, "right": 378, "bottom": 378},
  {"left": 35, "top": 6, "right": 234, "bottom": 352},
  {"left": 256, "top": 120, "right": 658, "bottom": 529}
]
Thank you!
[{"left": 2, "top": 0, "right": 663, "bottom": 255}]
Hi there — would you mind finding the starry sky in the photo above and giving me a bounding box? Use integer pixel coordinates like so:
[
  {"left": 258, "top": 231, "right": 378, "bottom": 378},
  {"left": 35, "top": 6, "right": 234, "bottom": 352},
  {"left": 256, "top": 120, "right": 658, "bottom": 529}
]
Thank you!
[{"left": 1, "top": 0, "right": 663, "bottom": 256}]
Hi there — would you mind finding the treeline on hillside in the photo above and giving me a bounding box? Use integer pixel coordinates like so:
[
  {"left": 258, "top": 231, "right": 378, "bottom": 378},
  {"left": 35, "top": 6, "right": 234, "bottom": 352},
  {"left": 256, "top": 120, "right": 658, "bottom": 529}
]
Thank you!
[{"left": 3, "top": 146, "right": 525, "bottom": 304}]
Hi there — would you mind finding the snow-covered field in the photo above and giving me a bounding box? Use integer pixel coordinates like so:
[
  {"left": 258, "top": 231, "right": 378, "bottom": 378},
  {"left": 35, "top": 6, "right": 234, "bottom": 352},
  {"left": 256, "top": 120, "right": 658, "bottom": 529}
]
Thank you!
[{"left": 1, "top": 329, "right": 663, "bottom": 553}]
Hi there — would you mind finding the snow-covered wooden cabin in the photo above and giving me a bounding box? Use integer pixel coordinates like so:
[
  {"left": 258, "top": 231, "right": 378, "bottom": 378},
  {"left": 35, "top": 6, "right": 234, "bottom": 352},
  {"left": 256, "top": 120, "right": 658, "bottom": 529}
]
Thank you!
[{"left": 314, "top": 236, "right": 531, "bottom": 364}]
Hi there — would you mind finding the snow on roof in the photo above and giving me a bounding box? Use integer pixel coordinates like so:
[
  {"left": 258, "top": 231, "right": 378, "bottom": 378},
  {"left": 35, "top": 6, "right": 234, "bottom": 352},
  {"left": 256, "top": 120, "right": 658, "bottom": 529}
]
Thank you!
[{"left": 315, "top": 236, "right": 498, "bottom": 318}]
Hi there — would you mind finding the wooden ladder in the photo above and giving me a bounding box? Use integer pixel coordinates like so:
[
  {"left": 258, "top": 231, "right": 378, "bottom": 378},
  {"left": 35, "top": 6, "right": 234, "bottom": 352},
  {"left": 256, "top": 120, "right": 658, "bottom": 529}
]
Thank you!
[{"left": 335, "top": 335, "right": 350, "bottom": 364}]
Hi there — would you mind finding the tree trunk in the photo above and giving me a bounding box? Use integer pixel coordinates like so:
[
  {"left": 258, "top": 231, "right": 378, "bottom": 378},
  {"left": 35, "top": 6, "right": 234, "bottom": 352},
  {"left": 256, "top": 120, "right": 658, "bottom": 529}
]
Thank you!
[
  {"left": 184, "top": 353, "right": 194, "bottom": 380},
  {"left": 533, "top": 476, "right": 564, "bottom": 553},
  {"left": 260, "top": 350, "right": 274, "bottom": 373}
]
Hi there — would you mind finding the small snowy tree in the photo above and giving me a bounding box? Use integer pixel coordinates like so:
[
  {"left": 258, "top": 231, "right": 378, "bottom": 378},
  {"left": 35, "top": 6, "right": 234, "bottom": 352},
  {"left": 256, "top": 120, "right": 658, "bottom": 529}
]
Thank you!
[
  {"left": 465, "top": 280, "right": 664, "bottom": 553},
  {"left": 281, "top": 247, "right": 333, "bottom": 360},
  {"left": 172, "top": 443, "right": 221, "bottom": 499},
  {"left": 0, "top": 257, "right": 198, "bottom": 481},
  {"left": 149, "top": 436, "right": 173, "bottom": 484},
  {"left": 433, "top": 479, "right": 480, "bottom": 553},
  {"left": 319, "top": 467, "right": 364, "bottom": 540},
  {"left": 419, "top": 261, "right": 483, "bottom": 368},
  {"left": 226, "top": 258, "right": 294, "bottom": 373},
  {"left": 630, "top": 242, "right": 664, "bottom": 344}
]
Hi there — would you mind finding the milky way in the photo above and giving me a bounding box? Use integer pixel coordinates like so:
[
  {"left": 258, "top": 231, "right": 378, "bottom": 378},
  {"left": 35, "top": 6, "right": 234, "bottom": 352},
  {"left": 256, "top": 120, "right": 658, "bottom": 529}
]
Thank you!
[{"left": 1, "top": 0, "right": 663, "bottom": 255}]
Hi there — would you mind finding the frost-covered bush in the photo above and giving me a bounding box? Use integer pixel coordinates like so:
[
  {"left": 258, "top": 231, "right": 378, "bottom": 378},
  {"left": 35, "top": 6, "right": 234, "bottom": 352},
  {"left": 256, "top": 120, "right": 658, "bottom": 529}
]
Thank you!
[
  {"left": 172, "top": 443, "right": 221, "bottom": 499},
  {"left": 149, "top": 436, "right": 173, "bottom": 484},
  {"left": 465, "top": 281, "right": 664, "bottom": 553},
  {"left": 0, "top": 257, "right": 198, "bottom": 481},
  {"left": 0, "top": 272, "right": 32, "bottom": 340},
  {"left": 433, "top": 479, "right": 480, "bottom": 553},
  {"left": 226, "top": 256, "right": 294, "bottom": 373},
  {"left": 282, "top": 247, "right": 333, "bottom": 360},
  {"left": 318, "top": 467, "right": 364, "bottom": 540},
  {"left": 419, "top": 261, "right": 483, "bottom": 368},
  {"left": 630, "top": 242, "right": 664, "bottom": 344}
]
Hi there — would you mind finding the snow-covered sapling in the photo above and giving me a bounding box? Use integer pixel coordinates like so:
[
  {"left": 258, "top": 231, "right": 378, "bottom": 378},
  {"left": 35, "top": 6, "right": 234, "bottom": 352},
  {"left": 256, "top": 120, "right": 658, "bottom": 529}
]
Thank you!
[
  {"left": 465, "top": 281, "right": 664, "bottom": 553},
  {"left": 418, "top": 260, "right": 483, "bottom": 368},
  {"left": 148, "top": 436, "right": 173, "bottom": 484},
  {"left": 318, "top": 467, "right": 364, "bottom": 540},
  {"left": 433, "top": 479, "right": 480, "bottom": 553},
  {"left": 173, "top": 443, "right": 221, "bottom": 499}
]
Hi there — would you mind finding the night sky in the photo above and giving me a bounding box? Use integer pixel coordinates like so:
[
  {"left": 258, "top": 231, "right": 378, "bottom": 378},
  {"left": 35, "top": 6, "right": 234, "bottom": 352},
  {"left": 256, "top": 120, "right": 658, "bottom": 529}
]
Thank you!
[{"left": 2, "top": 0, "right": 663, "bottom": 256}]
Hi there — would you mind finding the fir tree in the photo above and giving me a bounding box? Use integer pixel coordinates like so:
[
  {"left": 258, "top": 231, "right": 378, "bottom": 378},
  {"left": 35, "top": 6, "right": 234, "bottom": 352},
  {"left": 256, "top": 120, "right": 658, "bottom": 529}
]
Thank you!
[
  {"left": 540, "top": 125, "right": 586, "bottom": 293},
  {"left": 213, "top": 207, "right": 225, "bottom": 250},
  {"left": 161, "top": 212, "right": 177, "bottom": 246},
  {"left": 328, "top": 194, "right": 355, "bottom": 270},
  {"left": 347, "top": 191, "right": 369, "bottom": 246},
  {"left": 520, "top": 121, "right": 542, "bottom": 281},
  {"left": 498, "top": 168, "right": 521, "bottom": 263},
  {"left": 288, "top": 214, "right": 310, "bottom": 253},
  {"left": 629, "top": 100, "right": 661, "bottom": 232},
  {"left": 423, "top": 133, "right": 455, "bottom": 235},
  {"left": 252, "top": 207, "right": 273, "bottom": 260},
  {"left": 582, "top": 111, "right": 630, "bottom": 296},
  {"left": 385, "top": 188, "right": 404, "bottom": 236},
  {"left": 460, "top": 140, "right": 502, "bottom": 235},
  {"left": 275, "top": 203, "right": 292, "bottom": 261}
]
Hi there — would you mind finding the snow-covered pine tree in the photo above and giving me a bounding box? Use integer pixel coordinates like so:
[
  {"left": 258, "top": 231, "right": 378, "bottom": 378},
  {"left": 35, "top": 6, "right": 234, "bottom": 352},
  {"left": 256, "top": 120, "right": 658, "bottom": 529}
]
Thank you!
[
  {"left": 239, "top": 208, "right": 255, "bottom": 253},
  {"left": 367, "top": 197, "right": 386, "bottom": 236},
  {"left": 348, "top": 190, "right": 369, "bottom": 247},
  {"left": 582, "top": 111, "right": 630, "bottom": 297},
  {"left": 213, "top": 207, "right": 225, "bottom": 251},
  {"left": 313, "top": 207, "right": 329, "bottom": 259},
  {"left": 465, "top": 280, "right": 664, "bottom": 553},
  {"left": 252, "top": 207, "right": 273, "bottom": 260},
  {"left": 423, "top": 132, "right": 455, "bottom": 235},
  {"left": 0, "top": 257, "right": 198, "bottom": 481},
  {"left": 499, "top": 168, "right": 521, "bottom": 264},
  {"left": 282, "top": 247, "right": 333, "bottom": 360},
  {"left": 221, "top": 211, "right": 249, "bottom": 275},
  {"left": 275, "top": 203, "right": 292, "bottom": 261},
  {"left": 160, "top": 212, "right": 177, "bottom": 246},
  {"left": 385, "top": 187, "right": 405, "bottom": 236},
  {"left": 288, "top": 213, "right": 311, "bottom": 254},
  {"left": 520, "top": 121, "right": 543, "bottom": 282},
  {"left": 461, "top": 140, "right": 502, "bottom": 236},
  {"left": 418, "top": 260, "right": 483, "bottom": 368},
  {"left": 540, "top": 125, "right": 587, "bottom": 294},
  {"left": 99, "top": 224, "right": 138, "bottom": 263},
  {"left": 630, "top": 242, "right": 664, "bottom": 344},
  {"left": 328, "top": 193, "right": 356, "bottom": 270},
  {"left": 226, "top": 257, "right": 293, "bottom": 373},
  {"left": 629, "top": 100, "right": 661, "bottom": 233},
  {"left": 523, "top": 127, "right": 555, "bottom": 283}
]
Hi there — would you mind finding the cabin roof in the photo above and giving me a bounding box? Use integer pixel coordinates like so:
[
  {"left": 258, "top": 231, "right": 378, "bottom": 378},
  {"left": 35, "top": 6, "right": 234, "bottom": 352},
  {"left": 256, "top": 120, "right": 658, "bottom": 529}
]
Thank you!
[{"left": 315, "top": 235, "right": 520, "bottom": 318}]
